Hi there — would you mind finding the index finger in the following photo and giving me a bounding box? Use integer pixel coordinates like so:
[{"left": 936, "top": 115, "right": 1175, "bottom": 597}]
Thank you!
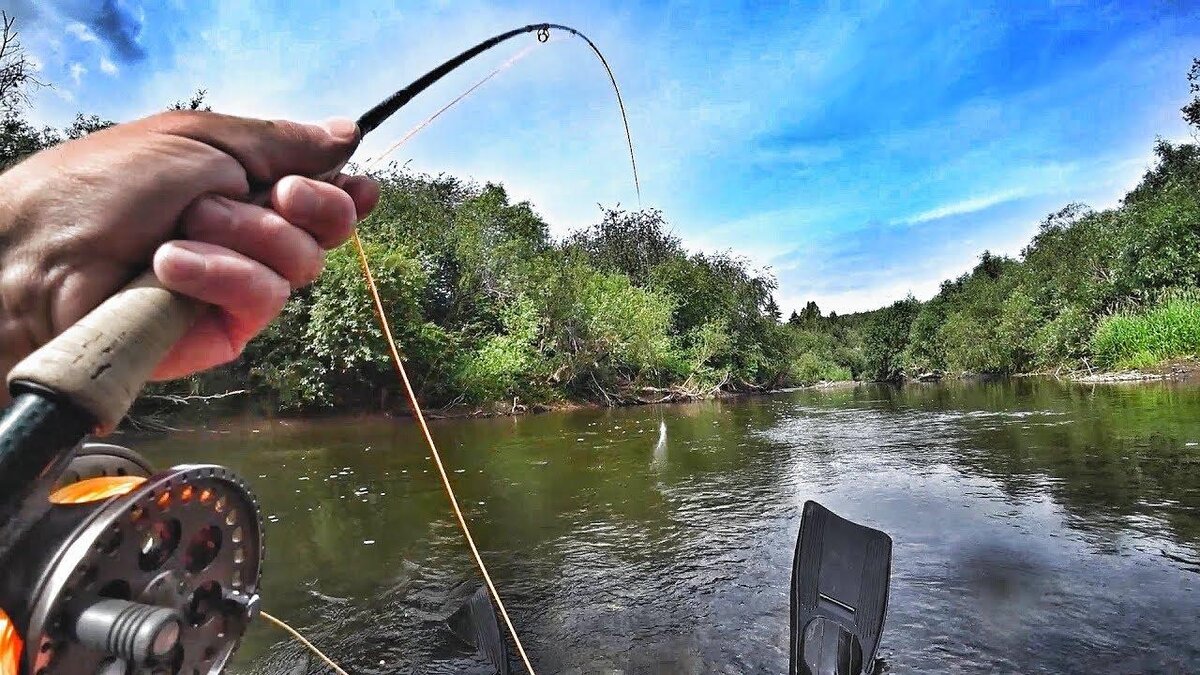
[{"left": 134, "top": 111, "right": 361, "bottom": 187}]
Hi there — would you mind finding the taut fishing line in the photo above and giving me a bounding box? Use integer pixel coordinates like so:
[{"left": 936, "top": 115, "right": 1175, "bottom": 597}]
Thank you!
[
  {"left": 362, "top": 41, "right": 541, "bottom": 171},
  {"left": 261, "top": 22, "right": 641, "bottom": 674}
]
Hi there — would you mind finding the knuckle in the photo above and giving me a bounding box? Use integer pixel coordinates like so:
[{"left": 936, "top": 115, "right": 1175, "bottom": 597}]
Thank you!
[
  {"left": 148, "top": 109, "right": 209, "bottom": 133},
  {"left": 182, "top": 196, "right": 235, "bottom": 239}
]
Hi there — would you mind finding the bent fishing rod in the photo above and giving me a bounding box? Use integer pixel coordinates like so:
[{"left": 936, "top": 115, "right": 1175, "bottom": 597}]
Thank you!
[{"left": 0, "top": 22, "right": 636, "bottom": 675}]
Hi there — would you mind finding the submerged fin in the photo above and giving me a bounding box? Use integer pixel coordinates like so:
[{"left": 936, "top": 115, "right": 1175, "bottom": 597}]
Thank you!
[
  {"left": 447, "top": 585, "right": 511, "bottom": 675},
  {"left": 790, "top": 501, "right": 892, "bottom": 675}
]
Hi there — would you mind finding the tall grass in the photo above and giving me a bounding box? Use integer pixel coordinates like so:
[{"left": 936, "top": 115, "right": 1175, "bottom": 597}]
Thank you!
[{"left": 1091, "top": 298, "right": 1200, "bottom": 369}]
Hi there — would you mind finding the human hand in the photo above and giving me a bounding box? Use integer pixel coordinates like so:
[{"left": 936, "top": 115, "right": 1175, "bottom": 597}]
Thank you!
[{"left": 0, "top": 111, "right": 381, "bottom": 400}]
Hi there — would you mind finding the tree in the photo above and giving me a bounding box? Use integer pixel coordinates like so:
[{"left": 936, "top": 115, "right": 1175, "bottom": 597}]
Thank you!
[
  {"left": 862, "top": 296, "right": 920, "bottom": 380},
  {"left": 0, "top": 11, "right": 43, "bottom": 115},
  {"left": 0, "top": 13, "right": 115, "bottom": 169},
  {"left": 64, "top": 113, "right": 116, "bottom": 139},
  {"left": 1184, "top": 58, "right": 1199, "bottom": 133},
  {"left": 566, "top": 208, "right": 682, "bottom": 286},
  {"left": 765, "top": 297, "right": 782, "bottom": 322},
  {"left": 170, "top": 90, "right": 212, "bottom": 112},
  {"left": 799, "top": 300, "right": 822, "bottom": 324}
]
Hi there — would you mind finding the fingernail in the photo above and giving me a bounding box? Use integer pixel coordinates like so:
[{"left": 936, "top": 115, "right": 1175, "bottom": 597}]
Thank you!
[
  {"left": 161, "top": 244, "right": 206, "bottom": 283},
  {"left": 320, "top": 117, "right": 358, "bottom": 143}
]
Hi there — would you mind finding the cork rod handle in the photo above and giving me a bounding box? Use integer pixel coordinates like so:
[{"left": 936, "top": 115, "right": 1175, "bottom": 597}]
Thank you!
[{"left": 6, "top": 272, "right": 201, "bottom": 434}]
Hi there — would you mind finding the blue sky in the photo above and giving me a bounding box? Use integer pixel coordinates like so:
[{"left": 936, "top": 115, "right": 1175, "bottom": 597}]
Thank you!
[{"left": 7, "top": 0, "right": 1200, "bottom": 313}]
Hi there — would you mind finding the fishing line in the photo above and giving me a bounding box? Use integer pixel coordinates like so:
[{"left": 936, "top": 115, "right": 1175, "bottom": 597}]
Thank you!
[
  {"left": 260, "top": 611, "right": 352, "bottom": 675},
  {"left": 355, "top": 22, "right": 640, "bottom": 202},
  {"left": 349, "top": 233, "right": 539, "bottom": 672},
  {"left": 332, "top": 22, "right": 641, "bottom": 674},
  {"left": 363, "top": 42, "right": 541, "bottom": 172}
]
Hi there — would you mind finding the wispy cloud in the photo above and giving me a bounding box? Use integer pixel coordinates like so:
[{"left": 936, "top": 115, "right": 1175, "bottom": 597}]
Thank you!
[
  {"left": 68, "top": 62, "right": 86, "bottom": 85},
  {"left": 99, "top": 56, "right": 118, "bottom": 76},
  {"left": 65, "top": 23, "right": 98, "bottom": 44},
  {"left": 895, "top": 189, "right": 1028, "bottom": 225}
]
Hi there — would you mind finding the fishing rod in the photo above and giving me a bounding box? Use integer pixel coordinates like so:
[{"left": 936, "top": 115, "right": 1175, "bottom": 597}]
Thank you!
[{"left": 0, "top": 22, "right": 636, "bottom": 675}]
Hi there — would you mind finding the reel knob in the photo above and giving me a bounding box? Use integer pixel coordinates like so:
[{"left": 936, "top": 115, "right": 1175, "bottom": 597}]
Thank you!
[{"left": 73, "top": 599, "right": 183, "bottom": 667}]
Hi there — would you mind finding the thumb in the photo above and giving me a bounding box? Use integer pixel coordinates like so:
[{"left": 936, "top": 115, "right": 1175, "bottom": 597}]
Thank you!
[{"left": 137, "top": 111, "right": 360, "bottom": 186}]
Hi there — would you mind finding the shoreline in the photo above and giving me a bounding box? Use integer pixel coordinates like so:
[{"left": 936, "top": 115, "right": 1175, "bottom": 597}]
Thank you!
[
  {"left": 419, "top": 379, "right": 863, "bottom": 419},
  {"left": 125, "top": 362, "right": 1200, "bottom": 432},
  {"left": 123, "top": 378, "right": 864, "bottom": 431},
  {"left": 1058, "top": 357, "right": 1198, "bottom": 384}
]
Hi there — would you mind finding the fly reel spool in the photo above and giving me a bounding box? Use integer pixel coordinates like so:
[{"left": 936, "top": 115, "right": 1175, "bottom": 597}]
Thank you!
[{"left": 0, "top": 445, "right": 264, "bottom": 675}]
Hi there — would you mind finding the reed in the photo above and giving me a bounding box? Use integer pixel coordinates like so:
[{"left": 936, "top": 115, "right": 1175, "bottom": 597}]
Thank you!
[{"left": 1091, "top": 298, "right": 1200, "bottom": 369}]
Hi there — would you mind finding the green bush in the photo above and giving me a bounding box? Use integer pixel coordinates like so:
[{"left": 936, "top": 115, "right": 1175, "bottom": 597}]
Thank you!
[
  {"left": 1030, "top": 305, "right": 1094, "bottom": 369},
  {"left": 454, "top": 297, "right": 541, "bottom": 402},
  {"left": 789, "top": 352, "right": 852, "bottom": 385},
  {"left": 862, "top": 297, "right": 920, "bottom": 380},
  {"left": 1091, "top": 299, "right": 1200, "bottom": 369}
]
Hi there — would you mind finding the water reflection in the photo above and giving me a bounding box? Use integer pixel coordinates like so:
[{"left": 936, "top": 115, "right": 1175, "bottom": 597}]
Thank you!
[{"left": 131, "top": 378, "right": 1200, "bottom": 673}]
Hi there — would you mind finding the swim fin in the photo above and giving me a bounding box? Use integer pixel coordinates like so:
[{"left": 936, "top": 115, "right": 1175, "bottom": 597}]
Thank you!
[
  {"left": 447, "top": 585, "right": 511, "bottom": 675},
  {"left": 790, "top": 501, "right": 892, "bottom": 675}
]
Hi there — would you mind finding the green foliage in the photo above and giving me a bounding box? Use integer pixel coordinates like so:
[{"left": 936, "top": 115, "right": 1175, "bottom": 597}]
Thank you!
[
  {"left": 862, "top": 297, "right": 920, "bottom": 380},
  {"left": 538, "top": 261, "right": 678, "bottom": 387},
  {"left": 675, "top": 319, "right": 734, "bottom": 387},
  {"left": 455, "top": 297, "right": 540, "bottom": 402},
  {"left": 789, "top": 352, "right": 851, "bottom": 385},
  {"left": 1092, "top": 298, "right": 1200, "bottom": 369},
  {"left": 179, "top": 168, "right": 790, "bottom": 410},
  {"left": 1183, "top": 57, "right": 1199, "bottom": 132},
  {"left": 790, "top": 301, "right": 822, "bottom": 327},
  {"left": 566, "top": 208, "right": 682, "bottom": 286}
]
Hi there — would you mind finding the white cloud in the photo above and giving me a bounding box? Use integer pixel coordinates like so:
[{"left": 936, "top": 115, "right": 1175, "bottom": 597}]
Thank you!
[
  {"left": 896, "top": 188, "right": 1027, "bottom": 225},
  {"left": 65, "top": 23, "right": 99, "bottom": 44},
  {"left": 68, "top": 62, "right": 86, "bottom": 85},
  {"left": 99, "top": 57, "right": 119, "bottom": 76}
]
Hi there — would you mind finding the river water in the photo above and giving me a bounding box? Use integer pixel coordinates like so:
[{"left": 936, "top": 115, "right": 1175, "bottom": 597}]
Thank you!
[{"left": 134, "top": 379, "right": 1200, "bottom": 674}]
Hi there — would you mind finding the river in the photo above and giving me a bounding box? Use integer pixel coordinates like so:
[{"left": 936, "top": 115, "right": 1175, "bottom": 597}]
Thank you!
[{"left": 132, "top": 379, "right": 1200, "bottom": 674}]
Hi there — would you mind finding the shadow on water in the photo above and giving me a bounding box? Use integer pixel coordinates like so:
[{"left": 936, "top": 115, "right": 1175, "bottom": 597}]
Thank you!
[{"left": 131, "top": 378, "right": 1200, "bottom": 674}]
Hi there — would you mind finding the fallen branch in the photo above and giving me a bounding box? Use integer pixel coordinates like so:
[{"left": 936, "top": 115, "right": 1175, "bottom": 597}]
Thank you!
[
  {"left": 590, "top": 373, "right": 616, "bottom": 406},
  {"left": 142, "top": 389, "right": 249, "bottom": 406}
]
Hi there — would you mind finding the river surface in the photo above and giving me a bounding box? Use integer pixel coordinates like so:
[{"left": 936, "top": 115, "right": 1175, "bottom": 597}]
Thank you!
[{"left": 132, "top": 379, "right": 1200, "bottom": 674}]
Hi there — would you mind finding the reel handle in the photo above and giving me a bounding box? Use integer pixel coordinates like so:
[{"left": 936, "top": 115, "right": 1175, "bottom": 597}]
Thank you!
[{"left": 6, "top": 271, "right": 201, "bottom": 434}]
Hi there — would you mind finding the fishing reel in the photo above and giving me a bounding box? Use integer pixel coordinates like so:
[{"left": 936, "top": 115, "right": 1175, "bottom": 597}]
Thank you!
[{"left": 0, "top": 443, "right": 264, "bottom": 675}]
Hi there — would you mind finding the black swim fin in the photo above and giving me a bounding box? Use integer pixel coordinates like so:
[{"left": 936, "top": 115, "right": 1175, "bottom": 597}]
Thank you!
[
  {"left": 447, "top": 585, "right": 511, "bottom": 675},
  {"left": 790, "top": 501, "right": 892, "bottom": 675}
]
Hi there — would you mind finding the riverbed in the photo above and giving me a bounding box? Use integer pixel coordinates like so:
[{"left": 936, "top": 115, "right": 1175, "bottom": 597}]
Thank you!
[{"left": 134, "top": 378, "right": 1200, "bottom": 674}]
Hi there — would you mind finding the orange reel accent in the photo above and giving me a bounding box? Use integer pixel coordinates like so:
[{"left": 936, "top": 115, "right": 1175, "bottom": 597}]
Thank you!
[
  {"left": 0, "top": 608, "right": 20, "bottom": 675},
  {"left": 49, "top": 475, "right": 146, "bottom": 505}
]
